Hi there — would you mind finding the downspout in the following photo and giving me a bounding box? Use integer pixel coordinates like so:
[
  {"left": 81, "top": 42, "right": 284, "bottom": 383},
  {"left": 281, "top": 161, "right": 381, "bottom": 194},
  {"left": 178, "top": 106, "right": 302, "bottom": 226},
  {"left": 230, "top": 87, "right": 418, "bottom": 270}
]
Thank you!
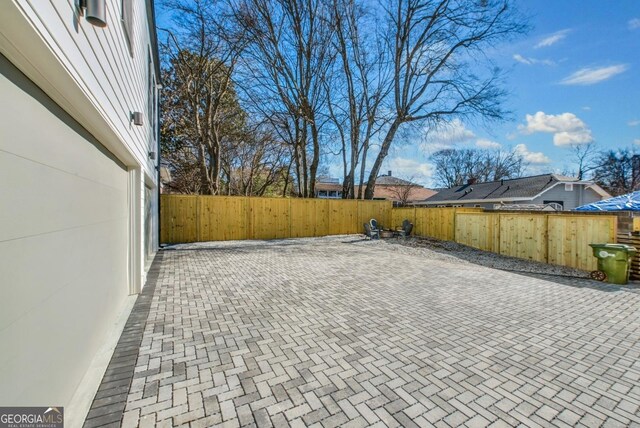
[{"left": 157, "top": 102, "right": 161, "bottom": 248}]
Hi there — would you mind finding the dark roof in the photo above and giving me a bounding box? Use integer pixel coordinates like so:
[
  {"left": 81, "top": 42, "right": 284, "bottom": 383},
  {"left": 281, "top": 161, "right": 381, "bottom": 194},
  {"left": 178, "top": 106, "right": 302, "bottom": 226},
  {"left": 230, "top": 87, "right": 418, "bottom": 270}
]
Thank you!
[
  {"left": 421, "top": 174, "right": 580, "bottom": 203},
  {"left": 375, "top": 175, "right": 416, "bottom": 186}
]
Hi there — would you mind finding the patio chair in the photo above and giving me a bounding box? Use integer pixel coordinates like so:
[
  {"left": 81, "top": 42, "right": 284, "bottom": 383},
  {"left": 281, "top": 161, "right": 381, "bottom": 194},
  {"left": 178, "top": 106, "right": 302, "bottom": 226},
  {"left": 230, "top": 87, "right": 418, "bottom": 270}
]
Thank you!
[
  {"left": 364, "top": 222, "right": 379, "bottom": 239},
  {"left": 396, "top": 219, "right": 413, "bottom": 238},
  {"left": 370, "top": 219, "right": 383, "bottom": 238}
]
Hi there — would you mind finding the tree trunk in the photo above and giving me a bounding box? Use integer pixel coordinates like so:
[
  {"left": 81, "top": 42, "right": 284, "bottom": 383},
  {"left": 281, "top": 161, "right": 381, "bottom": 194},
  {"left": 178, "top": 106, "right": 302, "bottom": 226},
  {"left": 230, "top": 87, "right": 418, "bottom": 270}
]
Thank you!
[{"left": 364, "top": 118, "right": 401, "bottom": 199}]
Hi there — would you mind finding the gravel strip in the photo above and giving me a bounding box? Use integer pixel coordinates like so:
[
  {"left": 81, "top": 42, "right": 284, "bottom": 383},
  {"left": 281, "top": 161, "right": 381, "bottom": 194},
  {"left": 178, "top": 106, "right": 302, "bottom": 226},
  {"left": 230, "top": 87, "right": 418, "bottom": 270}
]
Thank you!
[{"left": 352, "top": 235, "right": 592, "bottom": 278}]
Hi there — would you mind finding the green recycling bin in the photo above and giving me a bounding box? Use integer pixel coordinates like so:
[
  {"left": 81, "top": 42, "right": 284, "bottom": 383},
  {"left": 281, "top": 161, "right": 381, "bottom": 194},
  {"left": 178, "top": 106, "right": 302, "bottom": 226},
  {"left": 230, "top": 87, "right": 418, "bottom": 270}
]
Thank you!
[{"left": 589, "top": 243, "right": 637, "bottom": 284}]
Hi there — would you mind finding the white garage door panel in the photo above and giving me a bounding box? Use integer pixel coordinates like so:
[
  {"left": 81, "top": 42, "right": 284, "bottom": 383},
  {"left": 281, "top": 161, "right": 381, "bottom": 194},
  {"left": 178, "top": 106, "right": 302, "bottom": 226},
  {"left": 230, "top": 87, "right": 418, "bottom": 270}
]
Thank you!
[
  {"left": 0, "top": 151, "right": 127, "bottom": 242},
  {"left": 0, "top": 220, "right": 128, "bottom": 404},
  {"left": 0, "top": 55, "right": 131, "bottom": 406}
]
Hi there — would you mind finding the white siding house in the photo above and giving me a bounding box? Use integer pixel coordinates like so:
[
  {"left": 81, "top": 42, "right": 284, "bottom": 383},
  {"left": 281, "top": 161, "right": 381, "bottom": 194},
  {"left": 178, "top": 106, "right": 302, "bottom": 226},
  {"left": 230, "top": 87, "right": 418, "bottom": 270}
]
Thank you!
[{"left": 0, "top": 0, "right": 159, "bottom": 423}]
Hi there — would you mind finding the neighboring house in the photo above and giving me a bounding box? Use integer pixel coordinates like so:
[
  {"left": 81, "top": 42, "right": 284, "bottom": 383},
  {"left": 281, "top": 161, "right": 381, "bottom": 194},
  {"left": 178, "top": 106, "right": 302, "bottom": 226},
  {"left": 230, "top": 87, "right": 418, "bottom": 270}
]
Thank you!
[
  {"left": 0, "top": 0, "right": 160, "bottom": 423},
  {"left": 315, "top": 171, "right": 436, "bottom": 204},
  {"left": 373, "top": 172, "right": 437, "bottom": 205},
  {"left": 315, "top": 177, "right": 344, "bottom": 199},
  {"left": 418, "top": 174, "right": 610, "bottom": 210}
]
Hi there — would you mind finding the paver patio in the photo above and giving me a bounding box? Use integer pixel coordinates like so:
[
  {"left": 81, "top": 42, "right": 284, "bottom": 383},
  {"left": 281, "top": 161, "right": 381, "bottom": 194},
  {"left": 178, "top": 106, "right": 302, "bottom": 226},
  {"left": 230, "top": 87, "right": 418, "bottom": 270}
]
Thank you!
[{"left": 85, "top": 236, "right": 640, "bottom": 427}]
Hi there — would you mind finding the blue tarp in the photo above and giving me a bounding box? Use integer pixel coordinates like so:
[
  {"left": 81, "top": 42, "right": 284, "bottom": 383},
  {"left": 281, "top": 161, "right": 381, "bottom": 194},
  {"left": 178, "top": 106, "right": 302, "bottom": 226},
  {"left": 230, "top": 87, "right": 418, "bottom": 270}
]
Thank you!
[{"left": 575, "top": 191, "right": 640, "bottom": 211}]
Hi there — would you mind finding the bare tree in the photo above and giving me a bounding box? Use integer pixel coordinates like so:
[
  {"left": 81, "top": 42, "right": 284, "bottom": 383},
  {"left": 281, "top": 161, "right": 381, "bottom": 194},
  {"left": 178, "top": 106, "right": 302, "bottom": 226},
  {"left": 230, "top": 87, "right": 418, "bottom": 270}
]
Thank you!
[
  {"left": 221, "top": 126, "right": 291, "bottom": 196},
  {"left": 592, "top": 148, "right": 640, "bottom": 196},
  {"left": 569, "top": 142, "right": 598, "bottom": 180},
  {"left": 363, "top": 0, "right": 527, "bottom": 199},
  {"left": 326, "top": 0, "right": 390, "bottom": 199},
  {"left": 231, "top": 0, "right": 334, "bottom": 197},
  {"left": 430, "top": 148, "right": 525, "bottom": 188},
  {"left": 159, "top": 0, "right": 247, "bottom": 195},
  {"left": 388, "top": 176, "right": 421, "bottom": 206}
]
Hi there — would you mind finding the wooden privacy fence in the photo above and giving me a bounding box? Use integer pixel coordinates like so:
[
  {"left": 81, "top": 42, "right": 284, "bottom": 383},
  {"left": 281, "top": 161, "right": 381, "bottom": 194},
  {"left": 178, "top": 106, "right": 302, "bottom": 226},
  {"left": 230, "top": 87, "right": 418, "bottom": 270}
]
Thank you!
[
  {"left": 161, "top": 194, "right": 391, "bottom": 243},
  {"left": 161, "top": 195, "right": 617, "bottom": 271},
  {"left": 454, "top": 212, "right": 617, "bottom": 271},
  {"left": 391, "top": 207, "right": 483, "bottom": 241},
  {"left": 392, "top": 207, "right": 616, "bottom": 270}
]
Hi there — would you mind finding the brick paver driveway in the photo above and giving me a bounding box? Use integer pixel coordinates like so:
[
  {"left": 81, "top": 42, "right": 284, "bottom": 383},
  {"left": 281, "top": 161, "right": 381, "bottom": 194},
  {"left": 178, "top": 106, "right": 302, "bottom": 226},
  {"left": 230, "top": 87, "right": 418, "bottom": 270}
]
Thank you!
[{"left": 92, "top": 236, "right": 640, "bottom": 427}]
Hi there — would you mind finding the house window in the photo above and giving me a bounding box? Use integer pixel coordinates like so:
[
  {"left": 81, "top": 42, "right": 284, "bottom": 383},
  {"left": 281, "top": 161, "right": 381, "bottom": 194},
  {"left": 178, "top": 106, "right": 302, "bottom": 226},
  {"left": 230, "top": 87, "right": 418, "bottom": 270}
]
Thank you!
[
  {"left": 565, "top": 183, "right": 573, "bottom": 191},
  {"left": 122, "top": 0, "right": 134, "bottom": 54},
  {"left": 318, "top": 191, "right": 328, "bottom": 197}
]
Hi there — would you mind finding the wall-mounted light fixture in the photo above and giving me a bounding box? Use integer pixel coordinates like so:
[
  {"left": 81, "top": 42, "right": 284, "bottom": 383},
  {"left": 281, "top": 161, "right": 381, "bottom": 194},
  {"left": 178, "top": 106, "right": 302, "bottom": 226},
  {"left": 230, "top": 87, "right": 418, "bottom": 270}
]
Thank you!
[
  {"left": 79, "top": 0, "right": 107, "bottom": 27},
  {"left": 130, "top": 111, "right": 143, "bottom": 126},
  {"left": 148, "top": 151, "right": 157, "bottom": 161}
]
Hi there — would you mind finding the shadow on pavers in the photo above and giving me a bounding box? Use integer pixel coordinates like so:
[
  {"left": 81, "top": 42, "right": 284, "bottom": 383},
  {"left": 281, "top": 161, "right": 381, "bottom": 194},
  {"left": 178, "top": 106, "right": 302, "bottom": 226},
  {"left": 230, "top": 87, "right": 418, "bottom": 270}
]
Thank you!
[
  {"left": 372, "top": 236, "right": 640, "bottom": 294},
  {"left": 510, "top": 271, "right": 640, "bottom": 294}
]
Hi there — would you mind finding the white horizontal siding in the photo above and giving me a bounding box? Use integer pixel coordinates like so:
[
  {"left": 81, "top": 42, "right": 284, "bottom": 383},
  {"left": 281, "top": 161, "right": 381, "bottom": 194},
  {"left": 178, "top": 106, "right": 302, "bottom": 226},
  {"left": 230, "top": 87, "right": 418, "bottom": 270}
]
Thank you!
[{"left": 17, "top": 0, "right": 157, "bottom": 177}]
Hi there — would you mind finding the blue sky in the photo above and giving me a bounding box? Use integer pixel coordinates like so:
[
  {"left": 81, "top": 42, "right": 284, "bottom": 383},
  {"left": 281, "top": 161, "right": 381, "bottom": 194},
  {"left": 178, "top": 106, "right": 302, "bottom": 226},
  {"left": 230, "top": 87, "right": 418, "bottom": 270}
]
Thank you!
[
  {"left": 157, "top": 1, "right": 639, "bottom": 187},
  {"left": 364, "top": 1, "right": 640, "bottom": 187}
]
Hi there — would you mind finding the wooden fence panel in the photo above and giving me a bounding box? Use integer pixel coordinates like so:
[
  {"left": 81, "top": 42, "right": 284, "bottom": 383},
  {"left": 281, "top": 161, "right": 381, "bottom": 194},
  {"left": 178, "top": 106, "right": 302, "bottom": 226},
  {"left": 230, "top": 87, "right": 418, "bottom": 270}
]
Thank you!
[
  {"left": 288, "top": 199, "right": 331, "bottom": 238},
  {"left": 161, "top": 195, "right": 198, "bottom": 243},
  {"left": 548, "top": 215, "right": 617, "bottom": 271},
  {"left": 359, "top": 201, "right": 393, "bottom": 231},
  {"left": 391, "top": 208, "right": 416, "bottom": 230},
  {"left": 423, "top": 208, "right": 456, "bottom": 240},
  {"left": 455, "top": 212, "right": 500, "bottom": 252},
  {"left": 250, "top": 198, "right": 290, "bottom": 240},
  {"left": 199, "top": 196, "right": 248, "bottom": 241},
  {"left": 499, "top": 214, "right": 548, "bottom": 262},
  {"left": 328, "top": 199, "right": 360, "bottom": 235}
]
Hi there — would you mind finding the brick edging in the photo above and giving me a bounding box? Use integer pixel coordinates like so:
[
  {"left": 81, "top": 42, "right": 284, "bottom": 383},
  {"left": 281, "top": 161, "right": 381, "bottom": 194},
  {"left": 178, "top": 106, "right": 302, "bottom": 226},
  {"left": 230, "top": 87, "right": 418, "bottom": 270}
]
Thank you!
[{"left": 82, "top": 252, "right": 164, "bottom": 428}]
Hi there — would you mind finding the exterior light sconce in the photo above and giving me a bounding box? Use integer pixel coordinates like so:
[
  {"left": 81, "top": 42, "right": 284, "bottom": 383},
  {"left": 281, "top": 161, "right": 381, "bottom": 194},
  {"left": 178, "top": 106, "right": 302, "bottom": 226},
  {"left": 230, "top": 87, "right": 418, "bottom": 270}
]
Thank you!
[
  {"left": 130, "top": 111, "right": 143, "bottom": 126},
  {"left": 79, "top": 0, "right": 107, "bottom": 28},
  {"left": 148, "top": 151, "right": 157, "bottom": 161}
]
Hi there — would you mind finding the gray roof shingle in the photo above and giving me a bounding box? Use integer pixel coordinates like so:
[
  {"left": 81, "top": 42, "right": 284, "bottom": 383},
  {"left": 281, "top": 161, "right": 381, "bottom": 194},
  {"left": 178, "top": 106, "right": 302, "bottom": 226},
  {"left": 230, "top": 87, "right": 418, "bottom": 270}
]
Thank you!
[{"left": 421, "top": 174, "right": 578, "bottom": 203}]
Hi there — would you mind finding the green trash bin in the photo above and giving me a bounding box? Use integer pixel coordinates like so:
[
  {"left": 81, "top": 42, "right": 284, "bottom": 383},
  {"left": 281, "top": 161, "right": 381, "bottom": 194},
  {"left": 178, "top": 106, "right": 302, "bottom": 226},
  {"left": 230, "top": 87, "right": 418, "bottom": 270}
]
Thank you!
[{"left": 589, "top": 243, "right": 637, "bottom": 284}]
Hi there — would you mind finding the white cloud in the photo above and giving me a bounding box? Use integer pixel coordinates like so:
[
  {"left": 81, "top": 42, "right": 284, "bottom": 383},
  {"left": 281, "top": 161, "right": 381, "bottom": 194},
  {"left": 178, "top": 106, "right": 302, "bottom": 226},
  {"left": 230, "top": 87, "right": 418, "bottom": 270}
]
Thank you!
[
  {"left": 475, "top": 138, "right": 501, "bottom": 149},
  {"left": 629, "top": 18, "right": 640, "bottom": 30},
  {"left": 560, "top": 65, "right": 628, "bottom": 85},
  {"left": 553, "top": 130, "right": 593, "bottom": 146},
  {"left": 513, "top": 54, "right": 532, "bottom": 65},
  {"left": 534, "top": 29, "right": 570, "bottom": 48},
  {"left": 518, "top": 111, "right": 594, "bottom": 147},
  {"left": 635, "top": 139, "right": 640, "bottom": 146},
  {"left": 513, "top": 54, "right": 554, "bottom": 66},
  {"left": 514, "top": 144, "right": 551, "bottom": 164},
  {"left": 582, "top": 106, "right": 591, "bottom": 111},
  {"left": 386, "top": 157, "right": 434, "bottom": 184},
  {"left": 424, "top": 119, "right": 475, "bottom": 145},
  {"left": 629, "top": 119, "right": 640, "bottom": 127}
]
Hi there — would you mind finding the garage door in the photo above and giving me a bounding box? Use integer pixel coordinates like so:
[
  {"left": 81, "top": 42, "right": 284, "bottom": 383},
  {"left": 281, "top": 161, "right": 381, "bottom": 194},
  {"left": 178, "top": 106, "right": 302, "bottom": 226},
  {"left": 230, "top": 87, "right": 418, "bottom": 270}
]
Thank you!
[{"left": 0, "top": 54, "right": 132, "bottom": 406}]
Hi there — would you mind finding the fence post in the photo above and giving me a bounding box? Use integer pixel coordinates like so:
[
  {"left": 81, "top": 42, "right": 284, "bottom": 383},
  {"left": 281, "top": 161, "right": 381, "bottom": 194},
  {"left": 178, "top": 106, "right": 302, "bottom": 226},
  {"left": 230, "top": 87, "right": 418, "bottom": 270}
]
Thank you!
[
  {"left": 196, "top": 195, "right": 201, "bottom": 242},
  {"left": 288, "top": 198, "right": 292, "bottom": 238},
  {"left": 545, "top": 214, "right": 550, "bottom": 263}
]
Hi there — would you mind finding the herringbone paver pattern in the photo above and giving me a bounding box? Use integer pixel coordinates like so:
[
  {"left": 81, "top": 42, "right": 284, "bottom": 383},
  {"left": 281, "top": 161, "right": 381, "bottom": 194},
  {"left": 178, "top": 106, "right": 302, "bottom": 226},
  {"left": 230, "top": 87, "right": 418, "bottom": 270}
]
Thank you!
[{"left": 120, "top": 236, "right": 640, "bottom": 427}]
